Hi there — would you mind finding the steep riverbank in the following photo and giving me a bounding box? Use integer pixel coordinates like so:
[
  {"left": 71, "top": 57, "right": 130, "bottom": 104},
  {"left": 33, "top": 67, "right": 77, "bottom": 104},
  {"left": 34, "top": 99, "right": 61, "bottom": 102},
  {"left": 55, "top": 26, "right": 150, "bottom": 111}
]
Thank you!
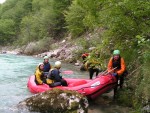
[{"left": 0, "top": 39, "right": 84, "bottom": 66}]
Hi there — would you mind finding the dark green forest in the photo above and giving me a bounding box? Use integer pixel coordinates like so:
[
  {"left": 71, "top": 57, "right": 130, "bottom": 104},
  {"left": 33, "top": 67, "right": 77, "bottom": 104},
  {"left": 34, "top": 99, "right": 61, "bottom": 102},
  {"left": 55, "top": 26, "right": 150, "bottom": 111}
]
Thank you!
[{"left": 0, "top": 0, "right": 149, "bottom": 112}]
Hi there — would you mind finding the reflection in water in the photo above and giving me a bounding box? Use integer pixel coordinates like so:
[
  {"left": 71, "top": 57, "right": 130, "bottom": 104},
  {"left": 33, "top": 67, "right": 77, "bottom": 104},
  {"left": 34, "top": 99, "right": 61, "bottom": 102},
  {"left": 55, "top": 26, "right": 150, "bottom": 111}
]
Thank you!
[{"left": 0, "top": 54, "right": 130, "bottom": 113}]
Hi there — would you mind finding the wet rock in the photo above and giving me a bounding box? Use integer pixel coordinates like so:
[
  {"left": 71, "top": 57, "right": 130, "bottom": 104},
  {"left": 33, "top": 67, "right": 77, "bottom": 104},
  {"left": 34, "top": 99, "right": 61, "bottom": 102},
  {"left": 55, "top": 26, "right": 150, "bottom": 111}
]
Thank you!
[
  {"left": 18, "top": 89, "right": 89, "bottom": 113},
  {"left": 33, "top": 41, "right": 82, "bottom": 63},
  {"left": 75, "top": 63, "right": 80, "bottom": 66},
  {"left": 2, "top": 51, "right": 7, "bottom": 54},
  {"left": 61, "top": 40, "right": 66, "bottom": 43},
  {"left": 80, "top": 65, "right": 86, "bottom": 71},
  {"left": 75, "top": 60, "right": 81, "bottom": 66},
  {"left": 51, "top": 53, "right": 57, "bottom": 58},
  {"left": 4, "top": 49, "right": 22, "bottom": 55}
]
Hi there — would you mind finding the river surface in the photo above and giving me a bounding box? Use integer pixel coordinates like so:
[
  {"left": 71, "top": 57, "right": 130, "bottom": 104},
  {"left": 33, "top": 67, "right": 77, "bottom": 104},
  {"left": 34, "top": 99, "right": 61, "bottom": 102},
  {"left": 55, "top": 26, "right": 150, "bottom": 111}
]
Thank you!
[{"left": 0, "top": 54, "right": 131, "bottom": 113}]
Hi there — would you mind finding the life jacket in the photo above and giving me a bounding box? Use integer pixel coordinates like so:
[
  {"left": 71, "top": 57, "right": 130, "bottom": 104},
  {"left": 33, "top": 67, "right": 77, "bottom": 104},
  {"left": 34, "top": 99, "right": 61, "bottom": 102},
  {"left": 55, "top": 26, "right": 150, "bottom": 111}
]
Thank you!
[
  {"left": 47, "top": 68, "right": 54, "bottom": 79},
  {"left": 112, "top": 56, "right": 121, "bottom": 70},
  {"left": 43, "top": 62, "right": 51, "bottom": 72},
  {"left": 108, "top": 56, "right": 126, "bottom": 76},
  {"left": 85, "top": 58, "right": 100, "bottom": 70},
  {"left": 34, "top": 67, "right": 45, "bottom": 85},
  {"left": 47, "top": 68, "right": 61, "bottom": 82},
  {"left": 82, "top": 53, "right": 89, "bottom": 57}
]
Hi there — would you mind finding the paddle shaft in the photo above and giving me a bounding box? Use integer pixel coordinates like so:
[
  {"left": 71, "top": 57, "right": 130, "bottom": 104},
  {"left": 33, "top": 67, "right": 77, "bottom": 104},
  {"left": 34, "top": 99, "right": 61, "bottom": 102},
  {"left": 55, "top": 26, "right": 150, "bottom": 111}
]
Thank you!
[{"left": 98, "top": 67, "right": 117, "bottom": 76}]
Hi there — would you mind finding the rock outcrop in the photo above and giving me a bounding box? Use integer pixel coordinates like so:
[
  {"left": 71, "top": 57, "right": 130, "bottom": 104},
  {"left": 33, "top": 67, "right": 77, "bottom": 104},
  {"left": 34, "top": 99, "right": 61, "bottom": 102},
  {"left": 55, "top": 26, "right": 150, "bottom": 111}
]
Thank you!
[
  {"left": 18, "top": 88, "right": 89, "bottom": 113},
  {"left": 35, "top": 41, "right": 82, "bottom": 63}
]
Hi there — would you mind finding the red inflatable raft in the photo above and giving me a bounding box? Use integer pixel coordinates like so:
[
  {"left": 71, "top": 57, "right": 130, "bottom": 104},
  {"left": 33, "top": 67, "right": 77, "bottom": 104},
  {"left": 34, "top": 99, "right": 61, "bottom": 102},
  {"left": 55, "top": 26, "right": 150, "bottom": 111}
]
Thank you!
[{"left": 27, "top": 74, "right": 117, "bottom": 99}]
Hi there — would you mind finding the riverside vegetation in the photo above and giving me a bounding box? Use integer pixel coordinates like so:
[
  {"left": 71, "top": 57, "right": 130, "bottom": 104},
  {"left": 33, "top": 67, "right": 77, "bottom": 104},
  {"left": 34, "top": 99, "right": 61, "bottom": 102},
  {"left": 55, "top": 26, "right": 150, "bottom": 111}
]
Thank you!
[{"left": 0, "top": 0, "right": 149, "bottom": 112}]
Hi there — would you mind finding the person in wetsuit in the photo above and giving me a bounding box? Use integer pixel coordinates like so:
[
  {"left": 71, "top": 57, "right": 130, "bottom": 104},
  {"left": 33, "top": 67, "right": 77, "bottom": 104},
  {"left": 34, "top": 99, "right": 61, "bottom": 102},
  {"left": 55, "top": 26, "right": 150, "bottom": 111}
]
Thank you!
[
  {"left": 107, "top": 50, "right": 126, "bottom": 98},
  {"left": 47, "top": 61, "right": 68, "bottom": 87}
]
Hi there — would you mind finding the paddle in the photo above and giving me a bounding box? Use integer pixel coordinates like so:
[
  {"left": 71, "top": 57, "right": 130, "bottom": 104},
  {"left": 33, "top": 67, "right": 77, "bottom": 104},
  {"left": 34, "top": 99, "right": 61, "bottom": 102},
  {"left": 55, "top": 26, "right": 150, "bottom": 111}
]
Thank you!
[
  {"left": 104, "top": 67, "right": 117, "bottom": 75},
  {"left": 61, "top": 70, "right": 74, "bottom": 75},
  {"left": 43, "top": 70, "right": 73, "bottom": 78},
  {"left": 97, "top": 67, "right": 117, "bottom": 77},
  {"left": 98, "top": 70, "right": 108, "bottom": 76}
]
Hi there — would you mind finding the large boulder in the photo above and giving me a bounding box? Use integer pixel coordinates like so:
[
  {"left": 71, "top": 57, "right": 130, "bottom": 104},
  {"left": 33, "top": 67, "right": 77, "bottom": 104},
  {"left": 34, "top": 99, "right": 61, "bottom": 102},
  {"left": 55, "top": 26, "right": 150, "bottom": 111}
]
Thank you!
[{"left": 18, "top": 89, "right": 89, "bottom": 113}]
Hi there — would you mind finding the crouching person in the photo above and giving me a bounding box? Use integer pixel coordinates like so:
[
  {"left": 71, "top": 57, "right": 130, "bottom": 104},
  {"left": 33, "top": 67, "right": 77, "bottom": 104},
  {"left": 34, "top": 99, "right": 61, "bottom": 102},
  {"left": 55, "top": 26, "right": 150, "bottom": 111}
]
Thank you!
[{"left": 47, "top": 61, "right": 68, "bottom": 87}]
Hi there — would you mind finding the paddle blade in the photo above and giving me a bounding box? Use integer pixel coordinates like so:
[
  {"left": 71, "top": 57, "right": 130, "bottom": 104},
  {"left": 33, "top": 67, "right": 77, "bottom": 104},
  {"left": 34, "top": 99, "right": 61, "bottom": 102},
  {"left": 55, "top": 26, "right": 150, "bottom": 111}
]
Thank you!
[{"left": 62, "top": 70, "right": 73, "bottom": 74}]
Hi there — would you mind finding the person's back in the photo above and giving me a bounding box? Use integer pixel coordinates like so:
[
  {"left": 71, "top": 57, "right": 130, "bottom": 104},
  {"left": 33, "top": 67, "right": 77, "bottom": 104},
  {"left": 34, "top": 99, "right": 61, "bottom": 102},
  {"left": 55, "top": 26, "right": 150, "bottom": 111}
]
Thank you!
[
  {"left": 85, "top": 55, "right": 100, "bottom": 79},
  {"left": 47, "top": 61, "right": 68, "bottom": 87},
  {"left": 49, "top": 68, "right": 62, "bottom": 82}
]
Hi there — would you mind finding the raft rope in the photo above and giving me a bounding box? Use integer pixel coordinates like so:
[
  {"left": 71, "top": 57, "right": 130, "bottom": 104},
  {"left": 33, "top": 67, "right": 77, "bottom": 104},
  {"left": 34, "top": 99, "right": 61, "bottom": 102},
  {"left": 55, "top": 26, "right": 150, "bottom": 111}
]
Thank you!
[{"left": 75, "top": 75, "right": 117, "bottom": 91}]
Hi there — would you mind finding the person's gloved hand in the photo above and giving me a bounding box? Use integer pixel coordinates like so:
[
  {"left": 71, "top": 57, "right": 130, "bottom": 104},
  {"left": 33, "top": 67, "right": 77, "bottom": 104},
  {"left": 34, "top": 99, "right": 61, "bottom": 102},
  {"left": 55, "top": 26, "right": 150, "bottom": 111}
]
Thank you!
[{"left": 112, "top": 73, "right": 118, "bottom": 76}]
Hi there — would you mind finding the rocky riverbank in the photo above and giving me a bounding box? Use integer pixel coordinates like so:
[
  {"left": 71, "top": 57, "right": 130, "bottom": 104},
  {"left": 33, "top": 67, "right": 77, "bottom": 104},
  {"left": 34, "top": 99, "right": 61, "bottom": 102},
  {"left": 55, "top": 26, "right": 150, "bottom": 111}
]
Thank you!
[
  {"left": 0, "top": 44, "right": 134, "bottom": 113},
  {"left": 0, "top": 39, "right": 83, "bottom": 66},
  {"left": 0, "top": 46, "right": 21, "bottom": 55},
  {"left": 34, "top": 41, "right": 81, "bottom": 64}
]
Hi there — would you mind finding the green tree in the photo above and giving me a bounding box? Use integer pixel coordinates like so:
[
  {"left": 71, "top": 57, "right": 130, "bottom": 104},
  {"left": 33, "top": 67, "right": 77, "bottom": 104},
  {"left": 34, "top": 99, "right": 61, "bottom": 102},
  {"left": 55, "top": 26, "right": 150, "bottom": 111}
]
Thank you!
[
  {"left": 0, "top": 19, "right": 15, "bottom": 45},
  {"left": 47, "top": 0, "right": 72, "bottom": 38},
  {"left": 65, "top": 0, "right": 101, "bottom": 36},
  {"left": 0, "top": 0, "right": 32, "bottom": 45}
]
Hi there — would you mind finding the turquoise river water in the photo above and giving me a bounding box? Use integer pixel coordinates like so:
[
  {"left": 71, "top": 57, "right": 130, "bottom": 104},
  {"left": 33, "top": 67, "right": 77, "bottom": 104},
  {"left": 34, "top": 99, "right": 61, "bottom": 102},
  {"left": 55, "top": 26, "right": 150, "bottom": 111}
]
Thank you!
[{"left": 0, "top": 54, "right": 131, "bottom": 113}]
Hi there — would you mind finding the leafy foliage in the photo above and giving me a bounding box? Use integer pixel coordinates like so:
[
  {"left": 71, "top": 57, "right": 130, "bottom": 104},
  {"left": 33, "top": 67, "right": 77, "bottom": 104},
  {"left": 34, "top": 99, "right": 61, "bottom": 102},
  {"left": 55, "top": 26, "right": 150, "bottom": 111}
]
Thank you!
[
  {"left": 0, "top": 0, "right": 149, "bottom": 111},
  {"left": 0, "top": 0, "right": 72, "bottom": 45},
  {"left": 0, "top": 19, "right": 15, "bottom": 45},
  {"left": 65, "top": 0, "right": 101, "bottom": 36}
]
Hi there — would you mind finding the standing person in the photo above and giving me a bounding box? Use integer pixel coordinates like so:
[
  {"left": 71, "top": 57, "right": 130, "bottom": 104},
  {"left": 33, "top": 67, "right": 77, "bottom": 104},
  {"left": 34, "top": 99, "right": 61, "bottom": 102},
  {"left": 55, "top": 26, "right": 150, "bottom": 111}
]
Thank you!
[
  {"left": 47, "top": 61, "right": 68, "bottom": 87},
  {"left": 107, "top": 50, "right": 126, "bottom": 97},
  {"left": 80, "top": 53, "right": 89, "bottom": 71},
  {"left": 34, "top": 63, "right": 53, "bottom": 85},
  {"left": 85, "top": 55, "right": 100, "bottom": 79},
  {"left": 81, "top": 53, "right": 89, "bottom": 64}
]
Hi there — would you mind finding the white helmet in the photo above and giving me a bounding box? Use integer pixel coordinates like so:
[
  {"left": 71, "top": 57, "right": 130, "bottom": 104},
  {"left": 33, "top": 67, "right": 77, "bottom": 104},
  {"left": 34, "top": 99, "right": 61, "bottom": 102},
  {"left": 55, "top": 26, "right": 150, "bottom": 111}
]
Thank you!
[
  {"left": 38, "top": 63, "right": 44, "bottom": 67},
  {"left": 55, "top": 61, "right": 61, "bottom": 68}
]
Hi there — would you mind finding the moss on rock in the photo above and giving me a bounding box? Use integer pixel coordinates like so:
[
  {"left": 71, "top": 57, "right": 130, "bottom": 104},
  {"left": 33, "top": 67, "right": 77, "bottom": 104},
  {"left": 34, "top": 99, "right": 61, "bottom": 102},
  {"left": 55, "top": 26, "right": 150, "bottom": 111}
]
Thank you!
[{"left": 18, "top": 88, "right": 88, "bottom": 113}]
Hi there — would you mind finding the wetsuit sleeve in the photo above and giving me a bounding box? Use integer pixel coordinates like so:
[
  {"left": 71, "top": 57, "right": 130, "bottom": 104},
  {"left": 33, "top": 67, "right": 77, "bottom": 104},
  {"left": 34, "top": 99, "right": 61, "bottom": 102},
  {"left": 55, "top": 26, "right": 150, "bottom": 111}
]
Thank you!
[
  {"left": 35, "top": 70, "right": 43, "bottom": 84},
  {"left": 117, "top": 58, "right": 126, "bottom": 76},
  {"left": 107, "top": 58, "right": 113, "bottom": 72}
]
